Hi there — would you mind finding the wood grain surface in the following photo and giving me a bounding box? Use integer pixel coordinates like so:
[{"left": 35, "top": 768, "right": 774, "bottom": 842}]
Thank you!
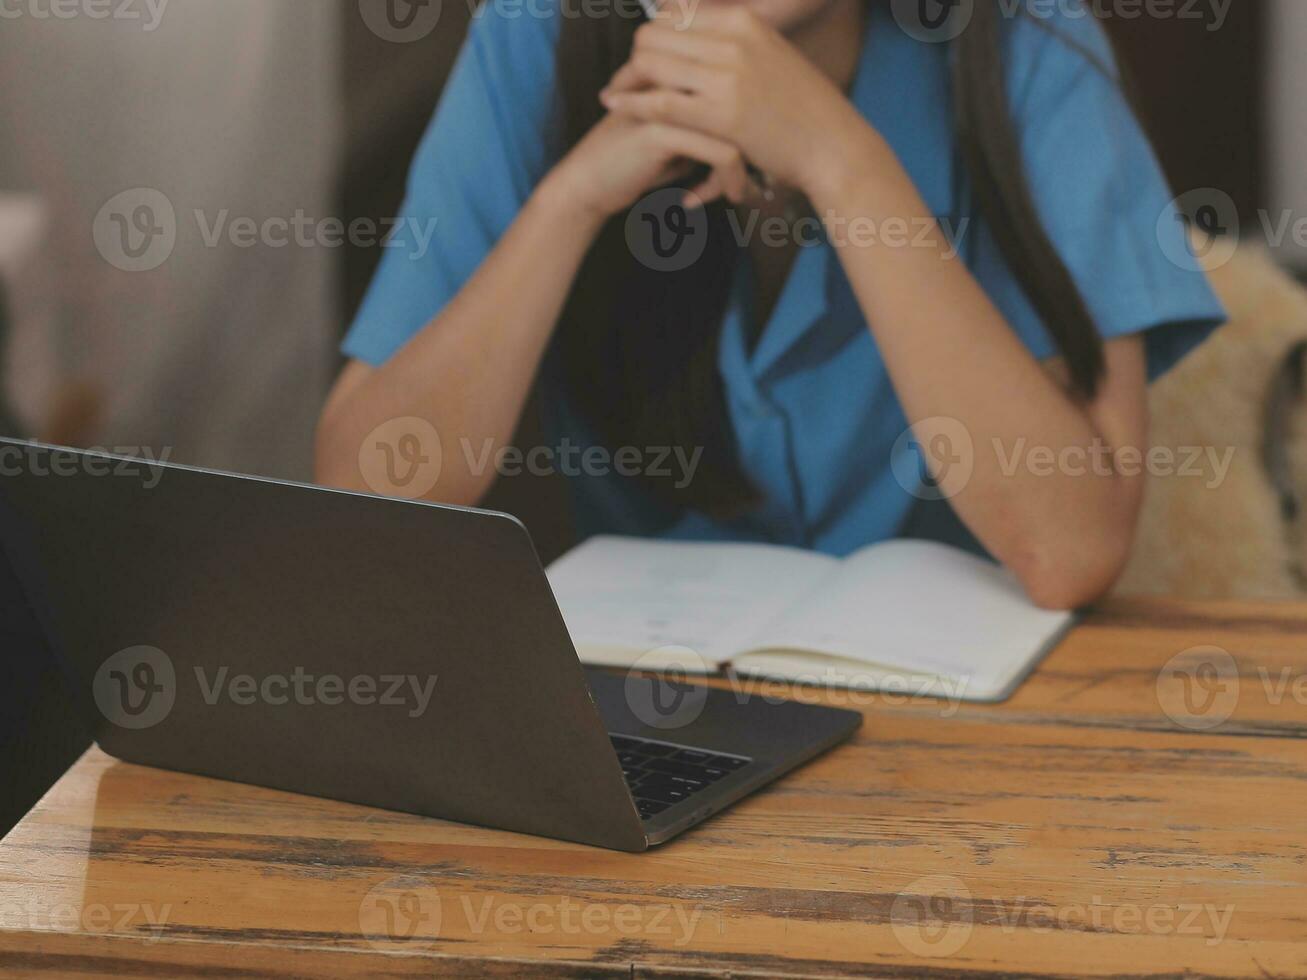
[{"left": 1, "top": 597, "right": 1305, "bottom": 978}]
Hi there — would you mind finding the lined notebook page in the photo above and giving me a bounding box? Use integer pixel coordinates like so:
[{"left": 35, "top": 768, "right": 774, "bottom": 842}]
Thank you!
[
  {"left": 547, "top": 536, "right": 835, "bottom": 665},
  {"left": 738, "top": 540, "right": 1071, "bottom": 695}
]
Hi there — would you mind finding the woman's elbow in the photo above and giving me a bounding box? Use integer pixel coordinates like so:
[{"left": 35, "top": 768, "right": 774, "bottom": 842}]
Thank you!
[{"left": 1008, "top": 526, "right": 1134, "bottom": 612}]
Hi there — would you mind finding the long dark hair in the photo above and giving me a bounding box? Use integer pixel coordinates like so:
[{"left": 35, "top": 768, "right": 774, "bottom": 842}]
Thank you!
[{"left": 555, "top": 1, "right": 1107, "bottom": 521}]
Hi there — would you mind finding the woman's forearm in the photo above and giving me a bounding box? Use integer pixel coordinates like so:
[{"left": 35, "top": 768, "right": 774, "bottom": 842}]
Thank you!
[
  {"left": 315, "top": 175, "right": 605, "bottom": 506},
  {"left": 808, "top": 132, "right": 1146, "bottom": 609}
]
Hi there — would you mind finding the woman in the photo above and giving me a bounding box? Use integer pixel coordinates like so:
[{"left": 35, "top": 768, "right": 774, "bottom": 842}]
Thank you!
[{"left": 316, "top": 0, "right": 1225, "bottom": 610}]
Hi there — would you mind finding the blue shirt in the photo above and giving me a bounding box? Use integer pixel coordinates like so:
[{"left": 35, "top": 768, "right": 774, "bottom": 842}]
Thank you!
[{"left": 343, "top": 0, "right": 1225, "bottom": 557}]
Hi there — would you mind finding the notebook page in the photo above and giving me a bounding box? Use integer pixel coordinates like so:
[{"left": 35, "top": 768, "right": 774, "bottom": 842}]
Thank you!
[
  {"left": 736, "top": 539, "right": 1072, "bottom": 695},
  {"left": 547, "top": 536, "right": 837, "bottom": 666}
]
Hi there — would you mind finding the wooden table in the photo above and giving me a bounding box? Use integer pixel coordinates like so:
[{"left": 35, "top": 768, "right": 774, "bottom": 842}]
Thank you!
[{"left": 2, "top": 597, "right": 1305, "bottom": 978}]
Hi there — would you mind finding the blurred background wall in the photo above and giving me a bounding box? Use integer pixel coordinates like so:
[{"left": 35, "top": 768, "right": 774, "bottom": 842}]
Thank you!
[{"left": 0, "top": 0, "right": 339, "bottom": 479}]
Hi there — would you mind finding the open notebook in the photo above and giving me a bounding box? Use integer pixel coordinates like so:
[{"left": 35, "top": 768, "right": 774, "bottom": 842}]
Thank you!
[{"left": 547, "top": 536, "right": 1075, "bottom": 703}]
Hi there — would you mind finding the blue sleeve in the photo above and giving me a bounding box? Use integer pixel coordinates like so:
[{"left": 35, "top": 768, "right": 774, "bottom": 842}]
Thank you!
[
  {"left": 969, "top": 7, "right": 1226, "bottom": 381},
  {"left": 342, "top": 0, "right": 563, "bottom": 366}
]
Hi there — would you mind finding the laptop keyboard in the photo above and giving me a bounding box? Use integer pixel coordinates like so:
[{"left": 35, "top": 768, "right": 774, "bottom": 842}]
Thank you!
[{"left": 610, "top": 734, "right": 751, "bottom": 820}]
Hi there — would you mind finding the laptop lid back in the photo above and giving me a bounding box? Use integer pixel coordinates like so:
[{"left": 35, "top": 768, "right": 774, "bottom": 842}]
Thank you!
[{"left": 0, "top": 440, "right": 647, "bottom": 851}]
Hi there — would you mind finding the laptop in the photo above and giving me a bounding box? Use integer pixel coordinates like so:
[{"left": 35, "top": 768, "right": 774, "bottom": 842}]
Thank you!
[{"left": 0, "top": 438, "right": 860, "bottom": 851}]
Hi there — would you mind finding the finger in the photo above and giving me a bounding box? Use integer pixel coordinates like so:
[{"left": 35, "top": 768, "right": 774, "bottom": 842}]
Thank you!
[
  {"left": 685, "top": 173, "right": 722, "bottom": 209},
  {"left": 659, "top": 157, "right": 698, "bottom": 188},
  {"left": 603, "top": 49, "right": 722, "bottom": 97},
  {"left": 644, "top": 124, "right": 754, "bottom": 204},
  {"left": 632, "top": 19, "right": 742, "bottom": 65},
  {"left": 602, "top": 88, "right": 718, "bottom": 133}
]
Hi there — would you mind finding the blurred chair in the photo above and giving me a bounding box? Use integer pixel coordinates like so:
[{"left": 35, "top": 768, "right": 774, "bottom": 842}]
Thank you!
[{"left": 1118, "top": 246, "right": 1307, "bottom": 598}]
